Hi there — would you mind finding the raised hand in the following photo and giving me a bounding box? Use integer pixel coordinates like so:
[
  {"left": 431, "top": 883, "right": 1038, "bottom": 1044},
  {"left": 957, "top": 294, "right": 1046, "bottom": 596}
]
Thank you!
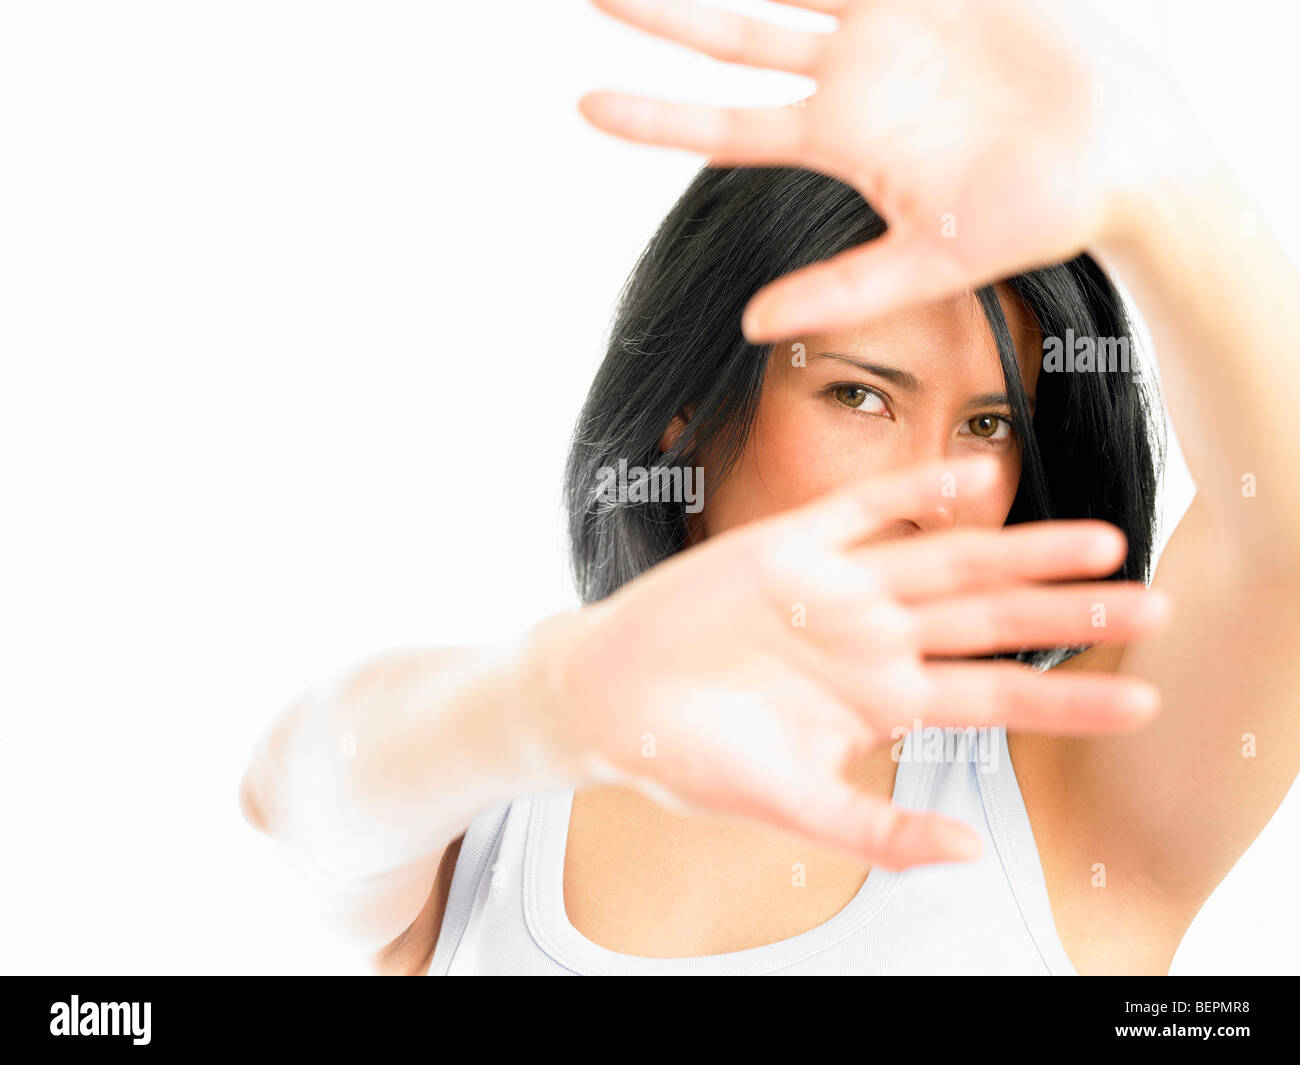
[{"left": 579, "top": 0, "right": 1188, "bottom": 341}]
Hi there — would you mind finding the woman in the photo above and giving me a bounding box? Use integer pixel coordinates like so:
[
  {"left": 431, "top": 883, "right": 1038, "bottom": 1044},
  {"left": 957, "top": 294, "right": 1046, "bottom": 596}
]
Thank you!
[{"left": 239, "top": 0, "right": 1300, "bottom": 975}]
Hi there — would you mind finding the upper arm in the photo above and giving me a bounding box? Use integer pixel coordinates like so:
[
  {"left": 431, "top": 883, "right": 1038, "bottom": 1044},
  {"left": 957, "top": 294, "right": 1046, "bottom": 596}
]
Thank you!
[
  {"left": 369, "top": 833, "right": 466, "bottom": 976},
  {"left": 1046, "top": 494, "right": 1300, "bottom": 910}
]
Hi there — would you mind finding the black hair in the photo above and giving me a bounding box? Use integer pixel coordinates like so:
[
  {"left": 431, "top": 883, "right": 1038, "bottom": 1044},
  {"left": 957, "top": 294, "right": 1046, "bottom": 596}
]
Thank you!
[{"left": 564, "top": 165, "right": 1165, "bottom": 669}]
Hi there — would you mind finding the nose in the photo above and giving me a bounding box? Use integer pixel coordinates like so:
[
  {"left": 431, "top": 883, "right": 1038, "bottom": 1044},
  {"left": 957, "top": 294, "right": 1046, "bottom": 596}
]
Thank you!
[
  {"left": 911, "top": 502, "right": 957, "bottom": 533},
  {"left": 868, "top": 501, "right": 957, "bottom": 540},
  {"left": 896, "top": 436, "right": 963, "bottom": 533}
]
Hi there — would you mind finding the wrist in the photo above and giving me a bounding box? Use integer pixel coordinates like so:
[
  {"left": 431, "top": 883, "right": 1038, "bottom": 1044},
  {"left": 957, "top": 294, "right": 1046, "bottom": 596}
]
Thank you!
[
  {"left": 1092, "top": 96, "right": 1243, "bottom": 263},
  {"left": 514, "top": 607, "right": 607, "bottom": 789},
  {"left": 1090, "top": 158, "right": 1259, "bottom": 325}
]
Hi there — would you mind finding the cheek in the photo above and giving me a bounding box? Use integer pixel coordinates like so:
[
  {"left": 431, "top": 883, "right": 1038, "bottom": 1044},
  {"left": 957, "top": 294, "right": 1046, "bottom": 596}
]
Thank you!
[{"left": 703, "top": 393, "right": 892, "bottom": 534}]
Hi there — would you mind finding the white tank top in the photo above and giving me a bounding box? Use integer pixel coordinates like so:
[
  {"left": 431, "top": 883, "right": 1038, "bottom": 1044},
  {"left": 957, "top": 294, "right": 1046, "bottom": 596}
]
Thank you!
[{"left": 427, "top": 725, "right": 1076, "bottom": 975}]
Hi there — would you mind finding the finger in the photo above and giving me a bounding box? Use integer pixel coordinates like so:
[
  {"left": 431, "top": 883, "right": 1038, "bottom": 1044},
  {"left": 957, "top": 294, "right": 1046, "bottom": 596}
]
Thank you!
[
  {"left": 911, "top": 582, "right": 1174, "bottom": 657},
  {"left": 776, "top": 0, "right": 847, "bottom": 12},
  {"left": 768, "top": 780, "right": 983, "bottom": 870},
  {"left": 578, "top": 91, "right": 821, "bottom": 168},
  {"left": 880, "top": 659, "right": 1161, "bottom": 734},
  {"left": 591, "top": 0, "right": 826, "bottom": 75},
  {"left": 742, "top": 233, "right": 993, "bottom": 343},
  {"left": 766, "top": 454, "right": 1001, "bottom": 552},
  {"left": 856, "top": 521, "right": 1130, "bottom": 602}
]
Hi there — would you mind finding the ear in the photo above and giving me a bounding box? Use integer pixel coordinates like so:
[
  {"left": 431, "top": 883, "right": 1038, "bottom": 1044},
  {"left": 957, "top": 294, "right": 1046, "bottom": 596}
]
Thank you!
[{"left": 658, "top": 406, "right": 694, "bottom": 455}]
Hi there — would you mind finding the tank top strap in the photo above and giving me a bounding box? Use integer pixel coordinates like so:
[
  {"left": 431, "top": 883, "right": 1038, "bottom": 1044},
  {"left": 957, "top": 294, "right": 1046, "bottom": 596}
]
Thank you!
[{"left": 974, "top": 726, "right": 1076, "bottom": 975}]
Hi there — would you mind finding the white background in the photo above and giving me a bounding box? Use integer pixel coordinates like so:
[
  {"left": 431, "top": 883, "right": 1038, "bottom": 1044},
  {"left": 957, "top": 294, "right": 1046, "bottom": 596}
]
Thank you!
[{"left": 0, "top": 0, "right": 1296, "bottom": 974}]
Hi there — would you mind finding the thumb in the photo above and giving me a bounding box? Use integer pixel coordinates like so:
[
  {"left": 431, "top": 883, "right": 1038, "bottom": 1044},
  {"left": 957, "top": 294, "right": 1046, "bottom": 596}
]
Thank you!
[
  {"left": 741, "top": 232, "right": 977, "bottom": 343},
  {"left": 773, "top": 777, "right": 983, "bottom": 871}
]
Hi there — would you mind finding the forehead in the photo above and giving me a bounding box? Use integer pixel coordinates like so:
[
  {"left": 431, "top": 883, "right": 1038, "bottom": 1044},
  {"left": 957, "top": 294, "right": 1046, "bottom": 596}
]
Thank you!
[{"left": 792, "top": 285, "right": 1041, "bottom": 393}]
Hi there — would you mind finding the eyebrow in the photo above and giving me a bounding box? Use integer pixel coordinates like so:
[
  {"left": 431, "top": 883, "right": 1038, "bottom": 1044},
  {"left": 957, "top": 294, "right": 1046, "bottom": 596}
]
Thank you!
[
  {"left": 813, "top": 352, "right": 921, "bottom": 391},
  {"left": 812, "top": 351, "right": 1035, "bottom": 413}
]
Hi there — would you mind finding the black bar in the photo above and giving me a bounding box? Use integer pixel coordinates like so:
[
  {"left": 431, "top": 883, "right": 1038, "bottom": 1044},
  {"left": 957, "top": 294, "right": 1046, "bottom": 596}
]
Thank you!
[{"left": 0, "top": 975, "right": 1293, "bottom": 1052}]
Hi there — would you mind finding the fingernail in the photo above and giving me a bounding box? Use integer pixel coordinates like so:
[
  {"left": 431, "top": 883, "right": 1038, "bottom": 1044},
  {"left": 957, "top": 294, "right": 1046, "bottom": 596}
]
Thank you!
[
  {"left": 1085, "top": 528, "right": 1126, "bottom": 568},
  {"left": 741, "top": 301, "right": 765, "bottom": 343},
  {"left": 1120, "top": 683, "right": 1160, "bottom": 717},
  {"left": 1138, "top": 589, "right": 1173, "bottom": 625},
  {"left": 957, "top": 454, "right": 999, "bottom": 487}
]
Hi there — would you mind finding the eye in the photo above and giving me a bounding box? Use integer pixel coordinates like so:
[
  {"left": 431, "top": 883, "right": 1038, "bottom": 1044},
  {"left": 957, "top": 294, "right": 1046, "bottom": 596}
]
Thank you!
[
  {"left": 830, "top": 385, "right": 888, "bottom": 414},
  {"left": 963, "top": 414, "right": 1014, "bottom": 441}
]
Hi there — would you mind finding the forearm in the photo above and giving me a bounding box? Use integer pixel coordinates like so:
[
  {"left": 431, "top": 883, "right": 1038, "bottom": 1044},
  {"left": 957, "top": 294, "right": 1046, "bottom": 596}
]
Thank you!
[
  {"left": 1093, "top": 162, "right": 1300, "bottom": 573},
  {"left": 239, "top": 613, "right": 588, "bottom": 882}
]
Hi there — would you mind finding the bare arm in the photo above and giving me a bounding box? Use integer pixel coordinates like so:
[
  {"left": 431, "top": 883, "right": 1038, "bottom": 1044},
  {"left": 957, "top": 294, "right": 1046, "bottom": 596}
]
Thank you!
[
  {"left": 237, "top": 624, "right": 584, "bottom": 954},
  {"left": 1041, "top": 175, "right": 1300, "bottom": 910}
]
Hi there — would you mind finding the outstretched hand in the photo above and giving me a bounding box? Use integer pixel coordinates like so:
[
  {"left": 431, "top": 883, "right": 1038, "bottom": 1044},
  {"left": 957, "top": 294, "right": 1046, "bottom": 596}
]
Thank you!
[{"left": 559, "top": 456, "right": 1171, "bottom": 870}]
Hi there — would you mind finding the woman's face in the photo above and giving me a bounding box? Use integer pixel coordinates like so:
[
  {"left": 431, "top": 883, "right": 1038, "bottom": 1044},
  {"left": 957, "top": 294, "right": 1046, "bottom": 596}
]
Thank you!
[{"left": 691, "top": 285, "right": 1041, "bottom": 542}]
